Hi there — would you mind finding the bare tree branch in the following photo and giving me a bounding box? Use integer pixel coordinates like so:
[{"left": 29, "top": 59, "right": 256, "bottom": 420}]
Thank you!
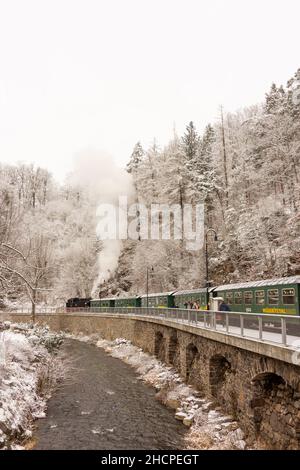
[{"left": 0, "top": 263, "right": 34, "bottom": 291}]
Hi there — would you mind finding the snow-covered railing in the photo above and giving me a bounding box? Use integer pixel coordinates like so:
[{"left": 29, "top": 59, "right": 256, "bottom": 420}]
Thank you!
[
  {"left": 1, "top": 307, "right": 62, "bottom": 314},
  {"left": 3, "top": 306, "right": 300, "bottom": 348},
  {"left": 65, "top": 306, "right": 300, "bottom": 348}
]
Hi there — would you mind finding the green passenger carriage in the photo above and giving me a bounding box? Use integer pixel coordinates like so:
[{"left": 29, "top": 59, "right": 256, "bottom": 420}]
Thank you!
[
  {"left": 140, "top": 292, "right": 175, "bottom": 308},
  {"left": 90, "top": 297, "right": 115, "bottom": 308},
  {"left": 173, "top": 288, "right": 208, "bottom": 309},
  {"left": 114, "top": 296, "right": 141, "bottom": 308},
  {"left": 213, "top": 276, "right": 300, "bottom": 316},
  {"left": 90, "top": 296, "right": 141, "bottom": 308}
]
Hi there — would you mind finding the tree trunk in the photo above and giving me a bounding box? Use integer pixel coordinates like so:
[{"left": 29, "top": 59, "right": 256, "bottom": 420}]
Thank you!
[
  {"left": 220, "top": 107, "right": 229, "bottom": 208},
  {"left": 31, "top": 289, "right": 36, "bottom": 323}
]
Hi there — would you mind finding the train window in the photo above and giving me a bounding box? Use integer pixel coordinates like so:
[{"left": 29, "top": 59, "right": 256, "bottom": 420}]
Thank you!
[
  {"left": 268, "top": 289, "right": 279, "bottom": 305},
  {"left": 234, "top": 292, "right": 243, "bottom": 304},
  {"left": 255, "top": 290, "right": 265, "bottom": 305},
  {"left": 225, "top": 292, "right": 233, "bottom": 304},
  {"left": 282, "top": 288, "right": 295, "bottom": 305},
  {"left": 244, "top": 291, "right": 253, "bottom": 305}
]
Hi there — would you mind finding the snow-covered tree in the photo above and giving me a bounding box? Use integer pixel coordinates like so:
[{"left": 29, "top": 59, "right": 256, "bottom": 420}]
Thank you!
[
  {"left": 126, "top": 141, "right": 144, "bottom": 174},
  {"left": 181, "top": 121, "right": 200, "bottom": 160}
]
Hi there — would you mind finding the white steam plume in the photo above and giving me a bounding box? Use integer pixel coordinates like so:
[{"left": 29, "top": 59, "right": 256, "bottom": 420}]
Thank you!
[{"left": 69, "top": 149, "right": 134, "bottom": 297}]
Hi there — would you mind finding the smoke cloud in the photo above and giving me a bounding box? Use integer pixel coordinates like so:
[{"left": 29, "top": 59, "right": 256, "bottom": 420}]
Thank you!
[{"left": 70, "top": 148, "right": 134, "bottom": 296}]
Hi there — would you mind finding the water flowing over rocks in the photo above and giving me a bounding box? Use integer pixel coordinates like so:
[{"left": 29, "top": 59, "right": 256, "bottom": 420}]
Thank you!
[
  {"left": 34, "top": 338, "right": 187, "bottom": 450},
  {"left": 70, "top": 333, "right": 247, "bottom": 450}
]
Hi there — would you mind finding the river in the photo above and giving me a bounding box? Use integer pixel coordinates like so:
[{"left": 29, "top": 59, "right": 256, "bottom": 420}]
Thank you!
[{"left": 34, "top": 339, "right": 187, "bottom": 450}]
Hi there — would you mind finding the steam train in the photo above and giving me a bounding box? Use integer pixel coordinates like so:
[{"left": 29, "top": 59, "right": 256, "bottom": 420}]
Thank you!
[
  {"left": 66, "top": 275, "right": 300, "bottom": 316},
  {"left": 66, "top": 297, "right": 92, "bottom": 308}
]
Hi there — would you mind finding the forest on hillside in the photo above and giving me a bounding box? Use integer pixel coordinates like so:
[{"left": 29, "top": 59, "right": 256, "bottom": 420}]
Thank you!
[
  {"left": 0, "top": 68, "right": 299, "bottom": 306},
  {"left": 107, "top": 67, "right": 300, "bottom": 297},
  {"left": 0, "top": 166, "right": 99, "bottom": 307}
]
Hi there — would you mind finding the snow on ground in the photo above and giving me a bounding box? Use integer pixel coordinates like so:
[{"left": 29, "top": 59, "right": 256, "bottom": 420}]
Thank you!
[
  {"left": 70, "top": 333, "right": 247, "bottom": 450},
  {"left": 0, "top": 321, "right": 64, "bottom": 449}
]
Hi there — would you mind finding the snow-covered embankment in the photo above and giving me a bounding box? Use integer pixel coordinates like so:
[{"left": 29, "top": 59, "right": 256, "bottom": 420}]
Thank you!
[{"left": 0, "top": 322, "right": 64, "bottom": 449}]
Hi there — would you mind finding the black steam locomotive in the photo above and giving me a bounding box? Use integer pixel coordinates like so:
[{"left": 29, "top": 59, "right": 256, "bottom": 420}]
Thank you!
[{"left": 66, "top": 297, "right": 91, "bottom": 308}]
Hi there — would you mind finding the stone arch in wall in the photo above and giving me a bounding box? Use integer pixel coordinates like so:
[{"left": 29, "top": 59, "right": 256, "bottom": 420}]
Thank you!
[
  {"left": 168, "top": 331, "right": 180, "bottom": 370},
  {"left": 154, "top": 331, "right": 166, "bottom": 362},
  {"left": 186, "top": 343, "right": 200, "bottom": 389},
  {"left": 249, "top": 372, "right": 299, "bottom": 449},
  {"left": 209, "top": 354, "right": 232, "bottom": 402}
]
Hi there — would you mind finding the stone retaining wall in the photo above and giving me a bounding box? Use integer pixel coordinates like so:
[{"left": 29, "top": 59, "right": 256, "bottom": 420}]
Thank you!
[{"left": 2, "top": 312, "right": 300, "bottom": 449}]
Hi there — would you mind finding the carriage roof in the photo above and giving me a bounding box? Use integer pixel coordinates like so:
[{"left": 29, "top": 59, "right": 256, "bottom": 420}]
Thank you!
[
  {"left": 215, "top": 276, "right": 300, "bottom": 291},
  {"left": 140, "top": 291, "right": 175, "bottom": 298},
  {"left": 91, "top": 297, "right": 116, "bottom": 301},
  {"left": 174, "top": 288, "right": 208, "bottom": 296}
]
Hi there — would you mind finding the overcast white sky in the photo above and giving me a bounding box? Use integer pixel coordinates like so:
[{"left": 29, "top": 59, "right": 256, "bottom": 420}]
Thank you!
[{"left": 0, "top": 0, "right": 299, "bottom": 181}]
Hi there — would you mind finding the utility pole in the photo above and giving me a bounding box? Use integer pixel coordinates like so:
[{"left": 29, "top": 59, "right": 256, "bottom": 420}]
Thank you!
[
  {"left": 146, "top": 266, "right": 154, "bottom": 312},
  {"left": 146, "top": 267, "right": 149, "bottom": 310},
  {"left": 205, "top": 229, "right": 218, "bottom": 310}
]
